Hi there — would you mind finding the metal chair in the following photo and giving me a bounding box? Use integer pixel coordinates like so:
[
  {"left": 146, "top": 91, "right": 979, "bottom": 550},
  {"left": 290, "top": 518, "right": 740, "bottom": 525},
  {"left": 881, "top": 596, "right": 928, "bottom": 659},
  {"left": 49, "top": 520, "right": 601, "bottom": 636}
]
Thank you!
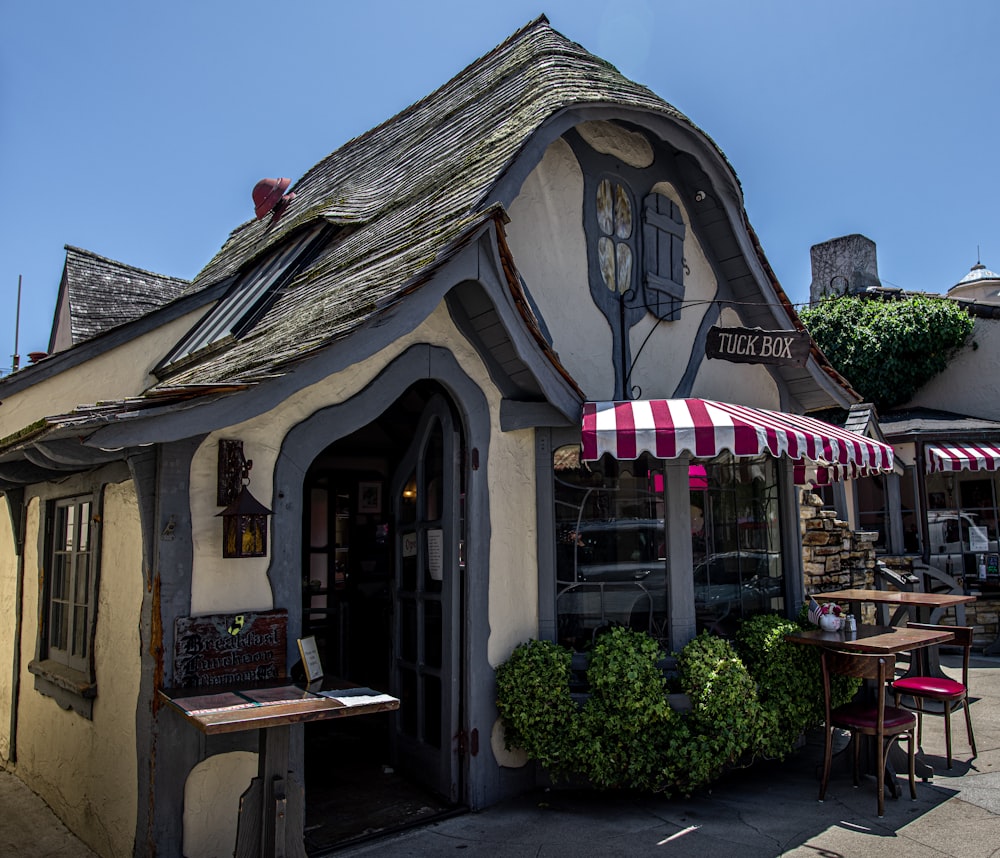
[
  {"left": 820, "top": 649, "right": 917, "bottom": 817},
  {"left": 891, "top": 622, "right": 977, "bottom": 769}
]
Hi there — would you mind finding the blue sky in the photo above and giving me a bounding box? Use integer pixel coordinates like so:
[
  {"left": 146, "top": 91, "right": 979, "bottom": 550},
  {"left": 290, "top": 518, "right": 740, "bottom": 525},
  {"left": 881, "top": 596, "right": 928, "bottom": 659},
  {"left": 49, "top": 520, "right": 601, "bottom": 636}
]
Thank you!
[{"left": 2, "top": 0, "right": 998, "bottom": 371}]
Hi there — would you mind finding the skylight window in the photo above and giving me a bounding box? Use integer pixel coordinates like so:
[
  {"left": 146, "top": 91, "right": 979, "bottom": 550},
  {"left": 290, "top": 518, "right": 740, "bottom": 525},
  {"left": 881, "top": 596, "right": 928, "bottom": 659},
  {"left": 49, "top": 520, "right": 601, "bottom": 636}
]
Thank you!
[{"left": 159, "top": 224, "right": 326, "bottom": 372}]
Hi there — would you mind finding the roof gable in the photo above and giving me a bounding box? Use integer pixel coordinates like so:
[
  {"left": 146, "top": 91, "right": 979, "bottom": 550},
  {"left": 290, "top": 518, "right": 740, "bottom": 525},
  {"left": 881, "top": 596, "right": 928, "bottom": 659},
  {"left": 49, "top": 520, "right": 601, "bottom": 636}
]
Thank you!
[{"left": 50, "top": 246, "right": 189, "bottom": 352}]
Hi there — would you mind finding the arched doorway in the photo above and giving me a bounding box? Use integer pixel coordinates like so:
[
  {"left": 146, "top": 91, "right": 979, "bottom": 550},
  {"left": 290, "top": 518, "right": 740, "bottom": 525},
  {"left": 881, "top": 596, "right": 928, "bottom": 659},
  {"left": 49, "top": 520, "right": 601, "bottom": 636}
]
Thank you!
[{"left": 298, "top": 383, "right": 465, "bottom": 851}]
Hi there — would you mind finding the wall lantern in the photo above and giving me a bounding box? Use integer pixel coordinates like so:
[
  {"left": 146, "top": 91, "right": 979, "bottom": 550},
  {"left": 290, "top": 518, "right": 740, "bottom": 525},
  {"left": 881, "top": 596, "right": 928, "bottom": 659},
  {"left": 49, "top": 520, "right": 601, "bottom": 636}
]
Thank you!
[{"left": 217, "top": 440, "right": 271, "bottom": 559}]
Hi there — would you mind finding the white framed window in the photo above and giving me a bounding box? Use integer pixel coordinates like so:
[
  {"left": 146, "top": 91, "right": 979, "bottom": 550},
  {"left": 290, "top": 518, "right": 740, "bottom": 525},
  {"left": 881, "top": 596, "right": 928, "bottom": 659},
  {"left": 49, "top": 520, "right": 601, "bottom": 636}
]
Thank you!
[{"left": 45, "top": 495, "right": 97, "bottom": 674}]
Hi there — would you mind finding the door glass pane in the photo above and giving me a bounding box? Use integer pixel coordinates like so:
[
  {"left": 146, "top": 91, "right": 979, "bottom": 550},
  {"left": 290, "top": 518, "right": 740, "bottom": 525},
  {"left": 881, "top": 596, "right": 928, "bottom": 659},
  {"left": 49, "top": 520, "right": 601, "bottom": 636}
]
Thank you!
[
  {"left": 424, "top": 424, "right": 443, "bottom": 523},
  {"left": 400, "top": 539, "right": 418, "bottom": 591},
  {"left": 309, "top": 487, "right": 328, "bottom": 547},
  {"left": 423, "top": 674, "right": 442, "bottom": 748},
  {"left": 399, "top": 470, "right": 417, "bottom": 525},
  {"left": 399, "top": 668, "right": 417, "bottom": 736},
  {"left": 399, "top": 598, "right": 418, "bottom": 662},
  {"left": 692, "top": 455, "right": 783, "bottom": 637},
  {"left": 424, "top": 598, "right": 442, "bottom": 668}
]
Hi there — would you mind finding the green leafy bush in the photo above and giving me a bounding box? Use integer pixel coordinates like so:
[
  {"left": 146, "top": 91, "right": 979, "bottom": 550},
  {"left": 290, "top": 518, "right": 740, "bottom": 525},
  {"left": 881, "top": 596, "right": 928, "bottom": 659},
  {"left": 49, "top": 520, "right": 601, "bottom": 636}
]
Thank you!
[
  {"left": 495, "top": 621, "right": 845, "bottom": 795},
  {"left": 664, "top": 632, "right": 766, "bottom": 793},
  {"left": 734, "top": 614, "right": 857, "bottom": 759},
  {"left": 799, "top": 294, "right": 973, "bottom": 411},
  {"left": 576, "top": 627, "right": 677, "bottom": 790},
  {"left": 494, "top": 638, "right": 581, "bottom": 777}
]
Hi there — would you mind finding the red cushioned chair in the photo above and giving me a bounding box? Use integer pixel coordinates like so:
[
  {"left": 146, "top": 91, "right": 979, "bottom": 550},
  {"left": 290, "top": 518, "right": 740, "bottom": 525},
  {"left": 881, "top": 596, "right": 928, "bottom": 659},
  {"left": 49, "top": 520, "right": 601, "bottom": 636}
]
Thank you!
[
  {"left": 891, "top": 622, "right": 976, "bottom": 769},
  {"left": 820, "top": 649, "right": 917, "bottom": 817}
]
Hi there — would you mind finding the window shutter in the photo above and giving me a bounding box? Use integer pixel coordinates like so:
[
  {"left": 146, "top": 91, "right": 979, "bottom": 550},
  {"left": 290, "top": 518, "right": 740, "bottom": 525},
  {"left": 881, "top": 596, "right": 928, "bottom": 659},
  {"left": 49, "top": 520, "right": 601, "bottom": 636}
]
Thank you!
[{"left": 642, "top": 193, "right": 686, "bottom": 320}]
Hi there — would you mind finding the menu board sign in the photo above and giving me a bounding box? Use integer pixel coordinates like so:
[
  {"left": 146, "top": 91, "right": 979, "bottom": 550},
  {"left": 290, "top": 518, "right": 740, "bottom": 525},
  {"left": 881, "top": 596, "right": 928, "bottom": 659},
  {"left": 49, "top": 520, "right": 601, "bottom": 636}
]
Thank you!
[{"left": 174, "top": 609, "right": 287, "bottom": 688}]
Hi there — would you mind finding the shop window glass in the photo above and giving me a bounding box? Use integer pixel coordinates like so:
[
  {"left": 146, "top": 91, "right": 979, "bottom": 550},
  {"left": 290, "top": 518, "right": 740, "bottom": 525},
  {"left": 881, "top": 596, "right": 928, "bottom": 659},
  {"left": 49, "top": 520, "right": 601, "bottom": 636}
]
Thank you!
[
  {"left": 691, "top": 455, "right": 783, "bottom": 637},
  {"left": 553, "top": 448, "right": 666, "bottom": 652},
  {"left": 856, "top": 474, "right": 888, "bottom": 551},
  {"left": 900, "top": 466, "right": 920, "bottom": 553},
  {"left": 925, "top": 471, "right": 1000, "bottom": 579}
]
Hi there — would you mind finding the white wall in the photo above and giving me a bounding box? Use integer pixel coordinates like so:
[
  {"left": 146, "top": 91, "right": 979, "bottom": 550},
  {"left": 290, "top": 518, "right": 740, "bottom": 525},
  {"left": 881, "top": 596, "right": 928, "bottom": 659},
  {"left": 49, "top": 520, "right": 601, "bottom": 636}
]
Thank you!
[
  {"left": 0, "top": 307, "right": 210, "bottom": 434},
  {"left": 905, "top": 316, "right": 1000, "bottom": 422}
]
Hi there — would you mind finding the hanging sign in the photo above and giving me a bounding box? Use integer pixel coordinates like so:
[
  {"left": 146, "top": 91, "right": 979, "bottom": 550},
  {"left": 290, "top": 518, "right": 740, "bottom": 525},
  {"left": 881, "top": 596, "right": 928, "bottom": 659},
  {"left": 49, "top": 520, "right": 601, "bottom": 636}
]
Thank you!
[{"left": 706, "top": 326, "right": 811, "bottom": 367}]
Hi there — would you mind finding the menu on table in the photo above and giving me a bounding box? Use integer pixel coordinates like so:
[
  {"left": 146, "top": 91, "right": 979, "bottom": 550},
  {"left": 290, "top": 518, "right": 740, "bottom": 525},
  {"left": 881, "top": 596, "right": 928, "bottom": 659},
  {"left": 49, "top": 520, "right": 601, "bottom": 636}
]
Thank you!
[{"left": 170, "top": 685, "right": 321, "bottom": 716}]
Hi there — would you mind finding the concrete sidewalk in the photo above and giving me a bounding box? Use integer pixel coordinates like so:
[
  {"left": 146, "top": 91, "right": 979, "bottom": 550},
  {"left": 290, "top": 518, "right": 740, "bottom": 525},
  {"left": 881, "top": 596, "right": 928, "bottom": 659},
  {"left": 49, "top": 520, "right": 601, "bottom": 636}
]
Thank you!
[
  {"left": 339, "top": 653, "right": 1000, "bottom": 858},
  {"left": 2, "top": 653, "right": 997, "bottom": 857},
  {"left": 0, "top": 766, "right": 97, "bottom": 857}
]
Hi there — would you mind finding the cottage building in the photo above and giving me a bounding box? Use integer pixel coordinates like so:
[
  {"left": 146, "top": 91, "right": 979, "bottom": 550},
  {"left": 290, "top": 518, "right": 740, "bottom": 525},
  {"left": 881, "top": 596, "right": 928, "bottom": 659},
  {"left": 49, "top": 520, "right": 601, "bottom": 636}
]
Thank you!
[{"left": 0, "top": 18, "right": 891, "bottom": 857}]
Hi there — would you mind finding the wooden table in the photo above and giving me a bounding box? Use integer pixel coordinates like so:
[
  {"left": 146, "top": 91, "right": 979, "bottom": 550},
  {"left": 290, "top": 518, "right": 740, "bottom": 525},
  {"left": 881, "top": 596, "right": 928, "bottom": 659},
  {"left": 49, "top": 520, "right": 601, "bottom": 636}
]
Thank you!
[
  {"left": 819, "top": 587, "right": 975, "bottom": 628},
  {"left": 784, "top": 622, "right": 954, "bottom": 654},
  {"left": 785, "top": 623, "right": 953, "bottom": 786},
  {"left": 819, "top": 588, "right": 975, "bottom": 675},
  {"left": 160, "top": 679, "right": 399, "bottom": 858}
]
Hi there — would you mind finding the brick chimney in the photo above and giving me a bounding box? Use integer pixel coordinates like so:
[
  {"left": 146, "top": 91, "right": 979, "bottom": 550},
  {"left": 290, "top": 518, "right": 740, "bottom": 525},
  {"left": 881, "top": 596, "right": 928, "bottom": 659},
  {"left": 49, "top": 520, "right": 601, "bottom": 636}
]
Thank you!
[{"left": 809, "top": 234, "right": 881, "bottom": 302}]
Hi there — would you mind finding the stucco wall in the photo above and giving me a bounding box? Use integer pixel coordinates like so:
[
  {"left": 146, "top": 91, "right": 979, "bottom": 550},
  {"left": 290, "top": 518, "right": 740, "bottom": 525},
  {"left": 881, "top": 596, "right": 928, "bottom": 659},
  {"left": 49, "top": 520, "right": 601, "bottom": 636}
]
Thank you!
[
  {"left": 505, "top": 134, "right": 782, "bottom": 407},
  {"left": 13, "top": 480, "right": 142, "bottom": 858},
  {"left": 906, "top": 316, "right": 1000, "bottom": 422},
  {"left": 0, "top": 307, "right": 209, "bottom": 434}
]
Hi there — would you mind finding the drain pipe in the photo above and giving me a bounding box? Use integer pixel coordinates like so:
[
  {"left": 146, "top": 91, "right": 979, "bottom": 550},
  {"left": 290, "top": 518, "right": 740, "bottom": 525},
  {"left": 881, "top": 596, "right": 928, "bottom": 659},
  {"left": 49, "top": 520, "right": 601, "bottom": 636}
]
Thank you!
[{"left": 5, "top": 489, "right": 26, "bottom": 765}]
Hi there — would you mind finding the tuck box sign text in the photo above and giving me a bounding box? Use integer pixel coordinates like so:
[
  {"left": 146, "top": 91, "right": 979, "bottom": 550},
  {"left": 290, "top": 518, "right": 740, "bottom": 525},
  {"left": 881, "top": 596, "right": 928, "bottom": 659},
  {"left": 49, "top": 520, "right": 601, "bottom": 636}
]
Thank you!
[{"left": 705, "top": 325, "right": 811, "bottom": 367}]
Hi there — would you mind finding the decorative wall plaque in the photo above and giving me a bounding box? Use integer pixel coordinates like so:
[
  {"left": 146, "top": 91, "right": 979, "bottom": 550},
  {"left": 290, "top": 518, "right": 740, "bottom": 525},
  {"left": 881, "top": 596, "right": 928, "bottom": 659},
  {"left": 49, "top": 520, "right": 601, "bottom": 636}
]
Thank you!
[{"left": 174, "top": 609, "right": 287, "bottom": 688}]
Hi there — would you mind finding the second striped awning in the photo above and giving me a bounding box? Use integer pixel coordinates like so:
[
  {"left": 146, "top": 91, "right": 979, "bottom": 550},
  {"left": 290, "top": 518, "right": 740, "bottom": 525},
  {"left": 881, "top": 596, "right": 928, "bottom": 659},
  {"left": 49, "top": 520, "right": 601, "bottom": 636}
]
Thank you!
[
  {"left": 926, "top": 443, "right": 1000, "bottom": 473},
  {"left": 581, "top": 398, "right": 894, "bottom": 482}
]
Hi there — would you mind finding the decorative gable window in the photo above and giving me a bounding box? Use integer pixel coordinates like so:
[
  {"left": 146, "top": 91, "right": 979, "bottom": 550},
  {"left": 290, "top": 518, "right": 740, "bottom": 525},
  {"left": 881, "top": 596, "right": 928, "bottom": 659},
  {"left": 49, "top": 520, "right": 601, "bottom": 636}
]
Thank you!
[
  {"left": 642, "top": 193, "right": 686, "bottom": 321},
  {"left": 159, "top": 223, "right": 327, "bottom": 372},
  {"left": 596, "top": 178, "right": 635, "bottom": 295}
]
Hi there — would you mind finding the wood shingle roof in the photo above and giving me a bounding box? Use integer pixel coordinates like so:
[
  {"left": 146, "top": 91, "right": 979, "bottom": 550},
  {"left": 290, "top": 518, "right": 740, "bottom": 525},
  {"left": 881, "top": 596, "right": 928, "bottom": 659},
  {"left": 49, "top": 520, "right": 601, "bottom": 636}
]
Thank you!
[{"left": 53, "top": 245, "right": 189, "bottom": 350}]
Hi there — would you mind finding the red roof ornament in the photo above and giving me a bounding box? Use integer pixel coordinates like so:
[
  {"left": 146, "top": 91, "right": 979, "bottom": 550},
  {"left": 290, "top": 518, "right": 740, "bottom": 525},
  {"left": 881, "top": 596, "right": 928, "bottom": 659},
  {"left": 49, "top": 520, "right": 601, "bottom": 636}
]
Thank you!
[{"left": 252, "top": 177, "right": 295, "bottom": 222}]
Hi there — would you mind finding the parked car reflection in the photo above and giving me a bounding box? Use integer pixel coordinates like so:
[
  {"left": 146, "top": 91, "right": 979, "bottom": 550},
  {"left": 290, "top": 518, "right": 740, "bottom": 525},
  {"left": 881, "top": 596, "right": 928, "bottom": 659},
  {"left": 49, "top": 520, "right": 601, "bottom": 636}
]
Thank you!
[{"left": 693, "top": 550, "right": 783, "bottom": 636}]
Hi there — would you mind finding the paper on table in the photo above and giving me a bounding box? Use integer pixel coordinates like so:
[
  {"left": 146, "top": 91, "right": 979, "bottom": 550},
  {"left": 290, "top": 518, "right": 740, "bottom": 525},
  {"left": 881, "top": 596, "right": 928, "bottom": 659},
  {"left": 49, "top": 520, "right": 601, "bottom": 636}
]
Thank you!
[{"left": 319, "top": 687, "right": 398, "bottom": 707}]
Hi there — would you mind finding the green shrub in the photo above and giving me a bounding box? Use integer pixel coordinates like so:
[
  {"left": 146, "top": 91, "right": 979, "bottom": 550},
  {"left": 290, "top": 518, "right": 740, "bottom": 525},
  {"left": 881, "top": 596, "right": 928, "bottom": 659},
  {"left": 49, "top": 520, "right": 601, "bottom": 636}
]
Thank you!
[
  {"left": 494, "top": 638, "right": 580, "bottom": 777},
  {"left": 576, "top": 626, "right": 677, "bottom": 790},
  {"left": 664, "top": 632, "right": 766, "bottom": 794},
  {"left": 494, "top": 619, "right": 855, "bottom": 795},
  {"left": 735, "top": 613, "right": 862, "bottom": 759}
]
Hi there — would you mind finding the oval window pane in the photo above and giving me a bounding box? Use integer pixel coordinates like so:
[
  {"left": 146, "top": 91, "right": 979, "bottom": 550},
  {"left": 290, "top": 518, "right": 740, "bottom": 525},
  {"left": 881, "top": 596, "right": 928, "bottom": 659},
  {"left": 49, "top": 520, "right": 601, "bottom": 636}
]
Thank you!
[
  {"left": 598, "top": 237, "right": 616, "bottom": 291},
  {"left": 596, "top": 179, "right": 613, "bottom": 235},
  {"left": 617, "top": 244, "right": 633, "bottom": 294},
  {"left": 615, "top": 184, "right": 632, "bottom": 239}
]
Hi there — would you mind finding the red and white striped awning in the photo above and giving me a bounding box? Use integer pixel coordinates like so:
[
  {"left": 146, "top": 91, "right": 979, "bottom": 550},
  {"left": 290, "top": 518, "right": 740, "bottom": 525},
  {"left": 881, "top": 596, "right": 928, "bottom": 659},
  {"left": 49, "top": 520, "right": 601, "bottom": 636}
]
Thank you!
[
  {"left": 581, "top": 399, "right": 894, "bottom": 483},
  {"left": 926, "top": 443, "right": 1000, "bottom": 473}
]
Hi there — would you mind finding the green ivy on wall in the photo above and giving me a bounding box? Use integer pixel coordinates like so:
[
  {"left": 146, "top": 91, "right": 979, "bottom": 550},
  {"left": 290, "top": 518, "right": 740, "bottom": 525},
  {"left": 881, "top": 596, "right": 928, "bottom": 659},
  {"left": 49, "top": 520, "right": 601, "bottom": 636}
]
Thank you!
[{"left": 799, "top": 294, "right": 974, "bottom": 411}]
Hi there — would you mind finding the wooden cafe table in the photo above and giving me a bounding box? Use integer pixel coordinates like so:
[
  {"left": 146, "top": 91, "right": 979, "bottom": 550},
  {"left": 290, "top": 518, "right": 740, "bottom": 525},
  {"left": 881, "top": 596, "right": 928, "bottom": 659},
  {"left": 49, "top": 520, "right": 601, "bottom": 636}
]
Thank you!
[
  {"left": 820, "top": 587, "right": 976, "bottom": 676},
  {"left": 819, "top": 587, "right": 976, "bottom": 628},
  {"left": 159, "top": 678, "right": 399, "bottom": 858},
  {"left": 785, "top": 623, "right": 954, "bottom": 785}
]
